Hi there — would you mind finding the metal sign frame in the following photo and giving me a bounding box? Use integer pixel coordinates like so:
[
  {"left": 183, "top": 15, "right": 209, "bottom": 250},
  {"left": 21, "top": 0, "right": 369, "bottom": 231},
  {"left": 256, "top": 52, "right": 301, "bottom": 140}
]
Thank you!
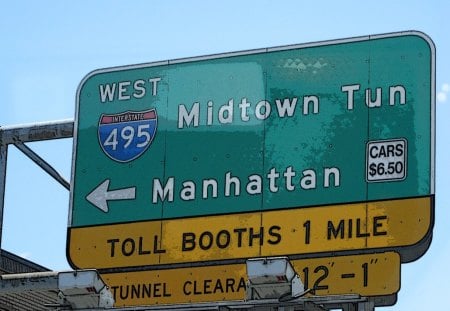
[
  {"left": 68, "top": 30, "right": 435, "bottom": 273},
  {"left": 0, "top": 120, "right": 74, "bottom": 252}
]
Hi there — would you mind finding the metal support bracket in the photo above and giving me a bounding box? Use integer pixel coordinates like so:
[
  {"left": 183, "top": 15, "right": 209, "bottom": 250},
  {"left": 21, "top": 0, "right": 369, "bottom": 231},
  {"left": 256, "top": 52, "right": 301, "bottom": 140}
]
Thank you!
[
  {"left": 13, "top": 141, "right": 70, "bottom": 190},
  {"left": 0, "top": 119, "right": 74, "bottom": 250}
]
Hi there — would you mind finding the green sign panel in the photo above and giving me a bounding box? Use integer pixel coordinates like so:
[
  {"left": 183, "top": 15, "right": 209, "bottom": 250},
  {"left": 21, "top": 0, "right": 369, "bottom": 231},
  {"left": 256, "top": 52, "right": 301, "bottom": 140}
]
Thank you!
[{"left": 69, "top": 31, "right": 435, "bottom": 230}]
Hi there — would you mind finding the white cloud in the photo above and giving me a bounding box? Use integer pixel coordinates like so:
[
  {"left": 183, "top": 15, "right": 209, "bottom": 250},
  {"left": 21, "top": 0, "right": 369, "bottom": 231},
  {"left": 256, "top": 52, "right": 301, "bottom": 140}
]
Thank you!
[
  {"left": 443, "top": 83, "right": 449, "bottom": 92},
  {"left": 437, "top": 91, "right": 447, "bottom": 103},
  {"left": 438, "top": 82, "right": 449, "bottom": 103}
]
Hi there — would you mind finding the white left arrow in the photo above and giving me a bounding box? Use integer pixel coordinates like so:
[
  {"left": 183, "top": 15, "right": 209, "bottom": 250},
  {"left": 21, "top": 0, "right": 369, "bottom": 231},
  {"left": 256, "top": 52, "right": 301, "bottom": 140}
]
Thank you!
[{"left": 86, "top": 179, "right": 136, "bottom": 213}]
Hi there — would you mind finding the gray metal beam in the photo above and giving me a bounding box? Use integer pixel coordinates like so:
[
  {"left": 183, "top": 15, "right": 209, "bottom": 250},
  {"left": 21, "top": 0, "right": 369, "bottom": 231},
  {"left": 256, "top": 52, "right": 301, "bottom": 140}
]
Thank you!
[
  {"left": 0, "top": 119, "right": 74, "bottom": 252},
  {"left": 342, "top": 303, "right": 357, "bottom": 311},
  {"left": 0, "top": 271, "right": 59, "bottom": 293},
  {"left": 0, "top": 270, "right": 114, "bottom": 309},
  {"left": 357, "top": 301, "right": 375, "bottom": 311},
  {"left": 0, "top": 144, "right": 7, "bottom": 256},
  {"left": 13, "top": 141, "right": 70, "bottom": 190},
  {"left": 0, "top": 119, "right": 74, "bottom": 145}
]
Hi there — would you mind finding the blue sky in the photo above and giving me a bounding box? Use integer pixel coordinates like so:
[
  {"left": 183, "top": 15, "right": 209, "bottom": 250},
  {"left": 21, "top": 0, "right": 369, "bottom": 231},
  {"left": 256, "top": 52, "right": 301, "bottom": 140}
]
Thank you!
[{"left": 1, "top": 1, "right": 449, "bottom": 309}]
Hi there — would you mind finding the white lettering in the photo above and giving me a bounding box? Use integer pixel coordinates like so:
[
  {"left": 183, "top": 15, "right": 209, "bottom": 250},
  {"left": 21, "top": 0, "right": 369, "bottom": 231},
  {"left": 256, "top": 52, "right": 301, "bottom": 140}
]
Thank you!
[
  {"left": 177, "top": 96, "right": 317, "bottom": 128},
  {"left": 207, "top": 101, "right": 214, "bottom": 125},
  {"left": 303, "top": 95, "right": 319, "bottom": 115},
  {"left": 389, "top": 85, "right": 406, "bottom": 106},
  {"left": 284, "top": 166, "right": 296, "bottom": 191},
  {"left": 267, "top": 168, "right": 280, "bottom": 193},
  {"left": 99, "top": 84, "right": 116, "bottom": 103},
  {"left": 149, "top": 77, "right": 161, "bottom": 96},
  {"left": 181, "top": 181, "right": 195, "bottom": 201},
  {"left": 255, "top": 100, "right": 271, "bottom": 120},
  {"left": 366, "top": 87, "right": 382, "bottom": 108},
  {"left": 342, "top": 84, "right": 360, "bottom": 110},
  {"left": 218, "top": 99, "right": 234, "bottom": 124},
  {"left": 151, "top": 167, "right": 341, "bottom": 203},
  {"left": 203, "top": 179, "right": 218, "bottom": 199},
  {"left": 247, "top": 175, "right": 262, "bottom": 195},
  {"left": 118, "top": 81, "right": 131, "bottom": 100},
  {"left": 225, "top": 172, "right": 241, "bottom": 197},
  {"left": 153, "top": 178, "right": 174, "bottom": 203},
  {"left": 239, "top": 98, "right": 251, "bottom": 121},
  {"left": 98, "top": 77, "right": 160, "bottom": 103},
  {"left": 275, "top": 97, "right": 298, "bottom": 117},
  {"left": 178, "top": 103, "right": 200, "bottom": 129},
  {"left": 324, "top": 167, "right": 340, "bottom": 187},
  {"left": 133, "top": 80, "right": 146, "bottom": 99},
  {"left": 301, "top": 169, "right": 316, "bottom": 189}
]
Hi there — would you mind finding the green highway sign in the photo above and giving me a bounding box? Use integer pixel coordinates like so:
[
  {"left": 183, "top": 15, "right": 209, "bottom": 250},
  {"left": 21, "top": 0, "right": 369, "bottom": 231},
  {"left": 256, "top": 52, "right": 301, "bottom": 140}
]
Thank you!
[{"left": 68, "top": 31, "right": 435, "bottom": 269}]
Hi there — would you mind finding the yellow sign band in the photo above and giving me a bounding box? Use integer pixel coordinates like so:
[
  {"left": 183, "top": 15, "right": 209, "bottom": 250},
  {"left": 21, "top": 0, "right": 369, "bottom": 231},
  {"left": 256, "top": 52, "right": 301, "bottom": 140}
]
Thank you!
[
  {"left": 102, "top": 252, "right": 400, "bottom": 307},
  {"left": 68, "top": 196, "right": 430, "bottom": 269}
]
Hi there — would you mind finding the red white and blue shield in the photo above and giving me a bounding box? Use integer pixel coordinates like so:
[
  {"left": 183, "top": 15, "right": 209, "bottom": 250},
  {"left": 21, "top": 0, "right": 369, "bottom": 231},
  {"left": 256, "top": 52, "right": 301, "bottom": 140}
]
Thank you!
[{"left": 98, "top": 109, "right": 157, "bottom": 163}]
